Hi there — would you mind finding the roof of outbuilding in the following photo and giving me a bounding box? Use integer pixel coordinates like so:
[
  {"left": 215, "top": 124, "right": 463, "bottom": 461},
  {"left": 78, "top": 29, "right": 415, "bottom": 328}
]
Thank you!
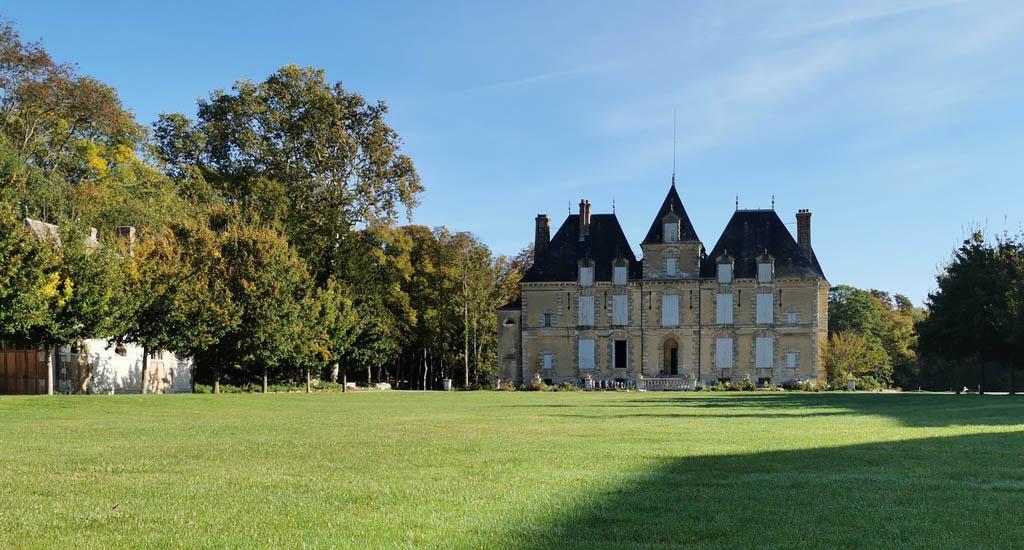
[
  {"left": 699, "top": 209, "right": 825, "bottom": 280},
  {"left": 641, "top": 184, "right": 700, "bottom": 244},
  {"left": 497, "top": 297, "right": 522, "bottom": 310},
  {"left": 522, "top": 213, "right": 641, "bottom": 283}
]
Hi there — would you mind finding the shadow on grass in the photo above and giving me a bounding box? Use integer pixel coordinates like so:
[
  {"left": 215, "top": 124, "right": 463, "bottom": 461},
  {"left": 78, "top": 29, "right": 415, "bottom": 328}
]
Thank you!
[
  {"left": 512, "top": 431, "right": 1024, "bottom": 549},
  {"left": 508, "top": 393, "right": 1024, "bottom": 428}
]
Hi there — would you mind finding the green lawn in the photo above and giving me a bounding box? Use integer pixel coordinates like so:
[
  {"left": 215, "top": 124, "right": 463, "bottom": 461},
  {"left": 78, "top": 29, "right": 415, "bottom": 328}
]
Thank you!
[{"left": 2, "top": 391, "right": 1024, "bottom": 548}]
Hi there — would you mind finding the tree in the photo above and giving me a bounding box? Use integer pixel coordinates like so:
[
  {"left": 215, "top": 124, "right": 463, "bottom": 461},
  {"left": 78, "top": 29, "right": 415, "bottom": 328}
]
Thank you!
[
  {"left": 189, "top": 211, "right": 311, "bottom": 393},
  {"left": 0, "top": 207, "right": 59, "bottom": 340},
  {"left": 114, "top": 219, "right": 235, "bottom": 392},
  {"left": 154, "top": 64, "right": 423, "bottom": 283},
  {"left": 824, "top": 332, "right": 890, "bottom": 387},
  {"left": 918, "top": 231, "right": 1024, "bottom": 393}
]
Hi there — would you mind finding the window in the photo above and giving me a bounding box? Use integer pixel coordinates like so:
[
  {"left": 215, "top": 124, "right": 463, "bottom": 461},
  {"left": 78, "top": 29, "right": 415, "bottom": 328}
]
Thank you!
[
  {"left": 663, "top": 222, "right": 679, "bottom": 242},
  {"left": 612, "top": 295, "right": 628, "bottom": 325},
  {"left": 665, "top": 257, "right": 678, "bottom": 276},
  {"left": 578, "top": 339, "right": 595, "bottom": 370},
  {"left": 577, "top": 296, "right": 595, "bottom": 326},
  {"left": 579, "top": 265, "right": 594, "bottom": 287},
  {"left": 613, "top": 265, "right": 628, "bottom": 285},
  {"left": 715, "top": 338, "right": 733, "bottom": 370},
  {"left": 661, "top": 294, "right": 680, "bottom": 326},
  {"left": 786, "top": 351, "right": 799, "bottom": 369},
  {"left": 756, "top": 293, "right": 773, "bottom": 324},
  {"left": 786, "top": 311, "right": 799, "bottom": 325},
  {"left": 757, "top": 261, "right": 773, "bottom": 283},
  {"left": 715, "top": 293, "right": 733, "bottom": 324},
  {"left": 756, "top": 337, "right": 774, "bottom": 369},
  {"left": 542, "top": 352, "right": 555, "bottom": 370},
  {"left": 613, "top": 340, "right": 627, "bottom": 369},
  {"left": 717, "top": 263, "right": 732, "bottom": 283},
  {"left": 542, "top": 313, "right": 553, "bottom": 327}
]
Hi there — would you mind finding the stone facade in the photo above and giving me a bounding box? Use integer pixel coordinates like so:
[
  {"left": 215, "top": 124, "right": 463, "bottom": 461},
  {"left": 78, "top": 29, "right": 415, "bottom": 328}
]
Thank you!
[{"left": 496, "top": 184, "right": 828, "bottom": 389}]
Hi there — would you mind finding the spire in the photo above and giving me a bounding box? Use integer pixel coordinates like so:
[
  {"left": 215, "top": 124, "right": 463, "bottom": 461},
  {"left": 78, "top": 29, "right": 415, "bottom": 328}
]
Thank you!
[
  {"left": 641, "top": 183, "right": 700, "bottom": 244},
  {"left": 671, "top": 109, "right": 677, "bottom": 188}
]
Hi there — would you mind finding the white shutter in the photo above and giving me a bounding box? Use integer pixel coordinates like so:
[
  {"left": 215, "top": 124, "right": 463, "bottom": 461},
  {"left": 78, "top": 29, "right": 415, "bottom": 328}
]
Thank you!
[
  {"left": 756, "top": 293, "right": 773, "bottom": 324},
  {"left": 543, "top": 353, "right": 554, "bottom": 370},
  {"left": 613, "top": 265, "right": 627, "bottom": 285},
  {"left": 715, "top": 338, "right": 733, "bottom": 370},
  {"left": 577, "top": 295, "right": 595, "bottom": 326},
  {"left": 786, "top": 351, "right": 799, "bottom": 369},
  {"left": 578, "top": 339, "right": 595, "bottom": 370},
  {"left": 758, "top": 262, "right": 773, "bottom": 283},
  {"left": 716, "top": 293, "right": 733, "bottom": 324},
  {"left": 756, "top": 337, "right": 774, "bottom": 369},
  {"left": 612, "top": 295, "right": 628, "bottom": 325},
  {"left": 579, "top": 266, "right": 594, "bottom": 287},
  {"left": 717, "top": 263, "right": 732, "bottom": 283},
  {"left": 661, "top": 294, "right": 679, "bottom": 326},
  {"left": 665, "top": 257, "right": 678, "bottom": 275}
]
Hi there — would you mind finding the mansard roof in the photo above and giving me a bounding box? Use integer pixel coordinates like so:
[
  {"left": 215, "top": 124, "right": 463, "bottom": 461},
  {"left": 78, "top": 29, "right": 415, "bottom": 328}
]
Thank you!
[
  {"left": 700, "top": 209, "right": 825, "bottom": 280},
  {"left": 522, "top": 213, "right": 641, "bottom": 283},
  {"left": 641, "top": 183, "right": 700, "bottom": 244}
]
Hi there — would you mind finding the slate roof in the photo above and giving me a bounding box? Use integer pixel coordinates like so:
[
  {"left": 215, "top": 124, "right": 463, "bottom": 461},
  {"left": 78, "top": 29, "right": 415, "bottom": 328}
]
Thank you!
[
  {"left": 497, "top": 297, "right": 522, "bottom": 310},
  {"left": 521, "top": 214, "right": 641, "bottom": 283},
  {"left": 641, "top": 184, "right": 700, "bottom": 244},
  {"left": 699, "top": 210, "right": 825, "bottom": 280}
]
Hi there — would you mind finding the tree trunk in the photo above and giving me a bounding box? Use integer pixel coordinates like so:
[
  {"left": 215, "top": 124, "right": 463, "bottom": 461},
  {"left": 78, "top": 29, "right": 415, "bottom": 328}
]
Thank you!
[
  {"left": 342, "top": 363, "right": 347, "bottom": 393},
  {"left": 140, "top": 346, "right": 149, "bottom": 395},
  {"left": 330, "top": 363, "right": 338, "bottom": 384},
  {"left": 262, "top": 368, "right": 268, "bottom": 393},
  {"left": 306, "top": 368, "right": 311, "bottom": 394},
  {"left": 464, "top": 283, "right": 469, "bottom": 389},
  {"left": 213, "top": 374, "right": 220, "bottom": 394},
  {"left": 367, "top": 365, "right": 372, "bottom": 387},
  {"left": 980, "top": 361, "right": 986, "bottom": 395},
  {"left": 46, "top": 345, "right": 56, "bottom": 395}
]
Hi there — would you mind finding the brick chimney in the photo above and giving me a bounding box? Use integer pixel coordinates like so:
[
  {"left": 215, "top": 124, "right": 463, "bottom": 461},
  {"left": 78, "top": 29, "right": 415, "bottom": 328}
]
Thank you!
[
  {"left": 796, "top": 209, "right": 812, "bottom": 259},
  {"left": 534, "top": 214, "right": 550, "bottom": 262},
  {"left": 578, "top": 199, "right": 591, "bottom": 241}
]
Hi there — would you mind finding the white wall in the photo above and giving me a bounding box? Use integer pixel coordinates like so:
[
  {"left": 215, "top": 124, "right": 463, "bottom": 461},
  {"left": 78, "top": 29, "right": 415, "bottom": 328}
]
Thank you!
[{"left": 60, "top": 340, "right": 192, "bottom": 394}]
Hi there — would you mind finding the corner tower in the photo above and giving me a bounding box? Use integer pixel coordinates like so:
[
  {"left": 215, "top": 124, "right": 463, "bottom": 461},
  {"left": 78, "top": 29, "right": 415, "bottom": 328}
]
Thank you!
[{"left": 640, "top": 181, "right": 703, "bottom": 279}]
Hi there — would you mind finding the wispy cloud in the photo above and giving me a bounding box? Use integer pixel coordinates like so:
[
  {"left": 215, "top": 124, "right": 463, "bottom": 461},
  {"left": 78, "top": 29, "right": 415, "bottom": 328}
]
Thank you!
[
  {"left": 772, "top": 0, "right": 965, "bottom": 37},
  {"left": 460, "top": 63, "right": 609, "bottom": 93}
]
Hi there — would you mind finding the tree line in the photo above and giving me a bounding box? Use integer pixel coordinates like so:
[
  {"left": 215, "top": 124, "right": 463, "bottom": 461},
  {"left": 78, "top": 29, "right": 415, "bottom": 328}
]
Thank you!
[
  {"left": 825, "top": 230, "right": 1024, "bottom": 393},
  {"left": 0, "top": 20, "right": 525, "bottom": 392}
]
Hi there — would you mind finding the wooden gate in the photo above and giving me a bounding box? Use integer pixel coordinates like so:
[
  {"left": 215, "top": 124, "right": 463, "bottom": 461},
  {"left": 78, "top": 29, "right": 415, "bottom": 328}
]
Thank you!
[{"left": 0, "top": 349, "right": 48, "bottom": 395}]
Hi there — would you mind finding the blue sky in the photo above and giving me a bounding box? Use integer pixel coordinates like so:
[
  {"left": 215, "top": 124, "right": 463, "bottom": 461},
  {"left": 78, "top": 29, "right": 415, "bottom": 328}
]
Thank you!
[{"left": 6, "top": 0, "right": 1024, "bottom": 304}]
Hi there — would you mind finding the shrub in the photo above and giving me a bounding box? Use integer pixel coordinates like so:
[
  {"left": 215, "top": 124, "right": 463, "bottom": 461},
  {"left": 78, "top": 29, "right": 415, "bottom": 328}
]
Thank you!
[
  {"left": 857, "top": 375, "right": 883, "bottom": 392},
  {"left": 553, "top": 382, "right": 580, "bottom": 392},
  {"left": 739, "top": 379, "right": 756, "bottom": 391}
]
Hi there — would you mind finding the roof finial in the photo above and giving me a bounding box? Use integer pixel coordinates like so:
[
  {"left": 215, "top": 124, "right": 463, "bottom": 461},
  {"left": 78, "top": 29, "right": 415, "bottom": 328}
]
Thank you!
[
  {"left": 671, "top": 108, "right": 677, "bottom": 188},
  {"left": 735, "top": 195, "right": 739, "bottom": 211},
  {"left": 612, "top": 198, "right": 616, "bottom": 213},
  {"left": 771, "top": 194, "right": 775, "bottom": 210}
]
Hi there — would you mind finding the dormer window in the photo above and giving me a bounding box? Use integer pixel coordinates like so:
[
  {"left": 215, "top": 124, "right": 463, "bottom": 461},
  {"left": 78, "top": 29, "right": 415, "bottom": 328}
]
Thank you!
[
  {"left": 757, "top": 255, "right": 774, "bottom": 283},
  {"left": 612, "top": 261, "right": 628, "bottom": 286},
  {"left": 716, "top": 254, "right": 734, "bottom": 283},
  {"left": 663, "top": 221, "right": 679, "bottom": 243},
  {"left": 579, "top": 259, "right": 594, "bottom": 287}
]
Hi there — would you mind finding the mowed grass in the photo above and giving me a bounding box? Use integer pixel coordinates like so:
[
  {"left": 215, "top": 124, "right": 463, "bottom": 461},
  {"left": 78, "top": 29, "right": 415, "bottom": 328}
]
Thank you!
[{"left": 2, "top": 392, "right": 1024, "bottom": 549}]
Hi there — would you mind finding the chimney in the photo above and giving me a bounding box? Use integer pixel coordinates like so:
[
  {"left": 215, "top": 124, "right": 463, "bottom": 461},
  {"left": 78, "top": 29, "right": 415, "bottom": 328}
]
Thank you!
[
  {"left": 534, "top": 214, "right": 550, "bottom": 262},
  {"left": 578, "top": 199, "right": 591, "bottom": 241},
  {"left": 116, "top": 226, "right": 137, "bottom": 255},
  {"left": 796, "top": 209, "right": 812, "bottom": 259}
]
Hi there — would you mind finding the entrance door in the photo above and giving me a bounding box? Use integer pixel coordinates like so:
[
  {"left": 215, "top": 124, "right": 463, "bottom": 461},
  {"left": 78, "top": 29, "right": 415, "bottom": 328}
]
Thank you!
[{"left": 663, "top": 339, "right": 679, "bottom": 376}]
